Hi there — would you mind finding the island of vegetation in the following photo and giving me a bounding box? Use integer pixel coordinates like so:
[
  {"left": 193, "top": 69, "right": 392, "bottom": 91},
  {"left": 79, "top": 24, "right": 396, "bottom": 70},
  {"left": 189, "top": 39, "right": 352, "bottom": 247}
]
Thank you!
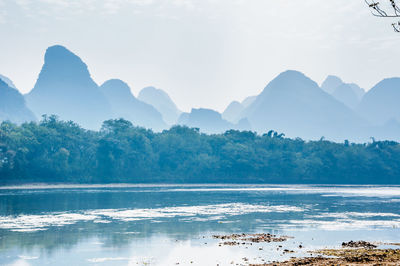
[{"left": 1, "top": 115, "right": 399, "bottom": 185}]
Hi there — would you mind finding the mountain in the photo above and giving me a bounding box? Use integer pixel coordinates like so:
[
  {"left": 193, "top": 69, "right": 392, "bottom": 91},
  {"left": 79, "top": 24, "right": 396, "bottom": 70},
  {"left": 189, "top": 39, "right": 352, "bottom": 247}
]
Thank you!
[
  {"left": 100, "top": 80, "right": 166, "bottom": 131},
  {"left": 321, "top": 75, "right": 365, "bottom": 100},
  {"left": 321, "top": 75, "right": 343, "bottom": 94},
  {"left": 241, "top": 70, "right": 367, "bottom": 141},
  {"left": 178, "top": 108, "right": 232, "bottom": 134},
  {"left": 138, "top": 86, "right": 181, "bottom": 125},
  {"left": 223, "top": 95, "right": 259, "bottom": 123},
  {"left": 0, "top": 74, "right": 16, "bottom": 89},
  {"left": 242, "top": 95, "right": 257, "bottom": 107},
  {"left": 235, "top": 118, "right": 252, "bottom": 131},
  {"left": 348, "top": 83, "right": 365, "bottom": 100},
  {"left": 0, "top": 79, "right": 36, "bottom": 124},
  {"left": 25, "top": 45, "right": 111, "bottom": 130},
  {"left": 331, "top": 83, "right": 359, "bottom": 109},
  {"left": 178, "top": 108, "right": 249, "bottom": 134},
  {"left": 321, "top": 75, "right": 365, "bottom": 109},
  {"left": 357, "top": 78, "right": 400, "bottom": 125},
  {"left": 222, "top": 101, "right": 244, "bottom": 123},
  {"left": 368, "top": 119, "right": 400, "bottom": 142}
]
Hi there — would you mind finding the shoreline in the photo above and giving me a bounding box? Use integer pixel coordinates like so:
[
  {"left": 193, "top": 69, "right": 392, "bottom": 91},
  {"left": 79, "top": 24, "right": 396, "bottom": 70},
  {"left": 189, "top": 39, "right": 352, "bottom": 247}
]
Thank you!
[
  {"left": 261, "top": 248, "right": 400, "bottom": 265},
  {"left": 211, "top": 235, "right": 400, "bottom": 265},
  {"left": 1, "top": 183, "right": 400, "bottom": 190}
]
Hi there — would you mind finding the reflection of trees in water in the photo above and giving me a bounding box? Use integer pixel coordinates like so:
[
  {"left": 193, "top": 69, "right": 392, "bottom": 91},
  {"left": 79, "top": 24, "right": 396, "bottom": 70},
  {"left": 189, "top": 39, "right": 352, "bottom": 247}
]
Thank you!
[
  {"left": 0, "top": 215, "right": 284, "bottom": 254},
  {"left": 0, "top": 187, "right": 399, "bottom": 254}
]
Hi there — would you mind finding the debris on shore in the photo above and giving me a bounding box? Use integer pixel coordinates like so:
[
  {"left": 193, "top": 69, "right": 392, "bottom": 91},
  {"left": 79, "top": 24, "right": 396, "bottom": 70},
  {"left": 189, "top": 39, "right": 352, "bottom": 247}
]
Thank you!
[
  {"left": 251, "top": 244, "right": 400, "bottom": 265},
  {"left": 213, "top": 233, "right": 291, "bottom": 246},
  {"left": 210, "top": 234, "right": 400, "bottom": 265},
  {"left": 341, "top": 240, "right": 377, "bottom": 249}
]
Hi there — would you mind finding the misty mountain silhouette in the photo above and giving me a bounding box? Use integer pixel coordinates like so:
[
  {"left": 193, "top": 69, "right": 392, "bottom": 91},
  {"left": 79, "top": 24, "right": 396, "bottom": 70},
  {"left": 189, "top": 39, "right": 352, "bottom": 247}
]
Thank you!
[
  {"left": 178, "top": 108, "right": 248, "bottom": 134},
  {"left": 332, "top": 83, "right": 359, "bottom": 109},
  {"left": 138, "top": 86, "right": 181, "bottom": 125},
  {"left": 321, "top": 75, "right": 343, "bottom": 94},
  {"left": 222, "top": 101, "right": 244, "bottom": 123},
  {"left": 223, "top": 95, "right": 258, "bottom": 123},
  {"left": 2, "top": 45, "right": 400, "bottom": 142},
  {"left": 0, "top": 74, "right": 16, "bottom": 89},
  {"left": 242, "top": 95, "right": 257, "bottom": 107},
  {"left": 0, "top": 79, "right": 36, "bottom": 124},
  {"left": 25, "top": 45, "right": 111, "bottom": 129},
  {"left": 321, "top": 75, "right": 365, "bottom": 108},
  {"left": 241, "top": 70, "right": 366, "bottom": 141},
  {"left": 348, "top": 83, "right": 365, "bottom": 100},
  {"left": 358, "top": 78, "right": 400, "bottom": 126},
  {"left": 100, "top": 80, "right": 166, "bottom": 131}
]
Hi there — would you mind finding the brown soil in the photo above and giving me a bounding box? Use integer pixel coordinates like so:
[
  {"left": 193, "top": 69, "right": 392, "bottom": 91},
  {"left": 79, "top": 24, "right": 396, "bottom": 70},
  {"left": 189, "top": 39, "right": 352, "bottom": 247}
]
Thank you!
[{"left": 251, "top": 248, "right": 400, "bottom": 265}]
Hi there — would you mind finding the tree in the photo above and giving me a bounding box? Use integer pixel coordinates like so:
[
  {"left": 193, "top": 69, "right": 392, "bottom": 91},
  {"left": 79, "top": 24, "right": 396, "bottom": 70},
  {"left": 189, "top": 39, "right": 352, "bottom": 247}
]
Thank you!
[
  {"left": 365, "top": 0, "right": 400, "bottom": 32},
  {"left": 1, "top": 117, "right": 400, "bottom": 185}
]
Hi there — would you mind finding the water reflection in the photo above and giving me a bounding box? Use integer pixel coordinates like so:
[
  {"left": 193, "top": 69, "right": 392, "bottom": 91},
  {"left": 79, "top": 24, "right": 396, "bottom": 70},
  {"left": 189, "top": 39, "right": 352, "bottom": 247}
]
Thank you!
[{"left": 0, "top": 185, "right": 399, "bottom": 265}]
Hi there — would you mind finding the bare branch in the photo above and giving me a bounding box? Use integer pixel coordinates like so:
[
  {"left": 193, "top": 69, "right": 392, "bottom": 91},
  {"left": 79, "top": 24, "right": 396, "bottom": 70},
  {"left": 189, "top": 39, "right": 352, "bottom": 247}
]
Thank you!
[
  {"left": 392, "top": 21, "right": 400, "bottom": 31},
  {"left": 365, "top": 0, "right": 389, "bottom": 17},
  {"left": 390, "top": 0, "right": 400, "bottom": 15},
  {"left": 365, "top": 0, "right": 400, "bottom": 32}
]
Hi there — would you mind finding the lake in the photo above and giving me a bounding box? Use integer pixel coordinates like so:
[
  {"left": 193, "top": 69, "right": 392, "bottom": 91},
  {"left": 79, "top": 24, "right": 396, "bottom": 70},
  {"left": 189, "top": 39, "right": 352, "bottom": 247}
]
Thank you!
[{"left": 0, "top": 184, "right": 400, "bottom": 265}]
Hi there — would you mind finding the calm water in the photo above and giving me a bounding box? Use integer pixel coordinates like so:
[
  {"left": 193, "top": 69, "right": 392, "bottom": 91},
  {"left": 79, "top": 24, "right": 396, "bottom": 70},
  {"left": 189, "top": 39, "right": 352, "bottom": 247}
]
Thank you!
[{"left": 0, "top": 184, "right": 400, "bottom": 265}]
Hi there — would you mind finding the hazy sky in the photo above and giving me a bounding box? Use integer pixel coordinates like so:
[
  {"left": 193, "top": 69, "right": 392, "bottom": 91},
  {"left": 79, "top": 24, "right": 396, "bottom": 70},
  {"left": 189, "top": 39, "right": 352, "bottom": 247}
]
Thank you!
[{"left": 0, "top": 0, "right": 399, "bottom": 112}]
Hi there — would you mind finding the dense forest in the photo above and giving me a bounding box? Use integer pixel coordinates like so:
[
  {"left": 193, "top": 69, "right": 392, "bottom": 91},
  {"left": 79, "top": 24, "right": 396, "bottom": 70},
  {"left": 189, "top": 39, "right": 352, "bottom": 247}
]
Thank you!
[{"left": 0, "top": 115, "right": 399, "bottom": 184}]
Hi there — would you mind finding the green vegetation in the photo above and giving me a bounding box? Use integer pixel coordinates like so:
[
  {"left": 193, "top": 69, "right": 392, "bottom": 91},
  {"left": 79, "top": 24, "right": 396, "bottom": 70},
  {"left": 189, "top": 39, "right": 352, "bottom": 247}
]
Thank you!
[{"left": 1, "top": 115, "right": 399, "bottom": 184}]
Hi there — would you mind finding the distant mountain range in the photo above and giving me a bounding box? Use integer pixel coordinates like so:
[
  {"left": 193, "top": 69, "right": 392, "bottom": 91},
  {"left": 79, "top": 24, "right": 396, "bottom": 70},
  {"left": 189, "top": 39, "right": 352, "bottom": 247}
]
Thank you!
[
  {"left": 221, "top": 72, "right": 399, "bottom": 141},
  {"left": 138, "top": 86, "right": 181, "bottom": 125},
  {"left": 100, "top": 80, "right": 166, "bottom": 131},
  {"left": 321, "top": 75, "right": 365, "bottom": 109},
  {"left": 238, "top": 71, "right": 367, "bottom": 141},
  {"left": 358, "top": 78, "right": 400, "bottom": 126},
  {"left": 0, "top": 78, "right": 36, "bottom": 124},
  {"left": 23, "top": 45, "right": 168, "bottom": 130},
  {"left": 178, "top": 108, "right": 250, "bottom": 134},
  {"left": 222, "top": 96, "right": 256, "bottom": 123},
  {"left": 1, "top": 45, "right": 399, "bottom": 142},
  {"left": 222, "top": 101, "right": 243, "bottom": 123},
  {"left": 25, "top": 45, "right": 111, "bottom": 129},
  {"left": 332, "top": 84, "right": 359, "bottom": 109},
  {"left": 0, "top": 74, "right": 16, "bottom": 89}
]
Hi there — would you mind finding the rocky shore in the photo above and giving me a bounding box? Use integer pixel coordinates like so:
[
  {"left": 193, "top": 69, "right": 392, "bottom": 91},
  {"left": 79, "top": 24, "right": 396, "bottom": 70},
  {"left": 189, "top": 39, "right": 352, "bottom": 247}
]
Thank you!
[
  {"left": 258, "top": 248, "right": 400, "bottom": 265},
  {"left": 212, "top": 234, "right": 400, "bottom": 266},
  {"left": 213, "top": 233, "right": 292, "bottom": 246}
]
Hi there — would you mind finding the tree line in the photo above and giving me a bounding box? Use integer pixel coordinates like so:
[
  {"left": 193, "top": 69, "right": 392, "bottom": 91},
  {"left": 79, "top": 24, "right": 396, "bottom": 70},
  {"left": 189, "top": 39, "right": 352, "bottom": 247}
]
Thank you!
[{"left": 0, "top": 115, "right": 399, "bottom": 184}]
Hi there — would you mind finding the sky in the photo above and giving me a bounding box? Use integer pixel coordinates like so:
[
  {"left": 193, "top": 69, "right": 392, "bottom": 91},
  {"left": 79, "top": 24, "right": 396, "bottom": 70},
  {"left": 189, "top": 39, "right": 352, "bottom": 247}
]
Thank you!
[{"left": 0, "top": 0, "right": 399, "bottom": 112}]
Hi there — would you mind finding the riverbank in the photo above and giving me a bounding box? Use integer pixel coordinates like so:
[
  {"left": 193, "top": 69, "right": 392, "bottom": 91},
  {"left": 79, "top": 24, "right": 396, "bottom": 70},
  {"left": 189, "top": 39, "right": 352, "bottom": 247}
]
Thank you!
[
  {"left": 211, "top": 234, "right": 400, "bottom": 265},
  {"left": 261, "top": 247, "right": 400, "bottom": 265}
]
